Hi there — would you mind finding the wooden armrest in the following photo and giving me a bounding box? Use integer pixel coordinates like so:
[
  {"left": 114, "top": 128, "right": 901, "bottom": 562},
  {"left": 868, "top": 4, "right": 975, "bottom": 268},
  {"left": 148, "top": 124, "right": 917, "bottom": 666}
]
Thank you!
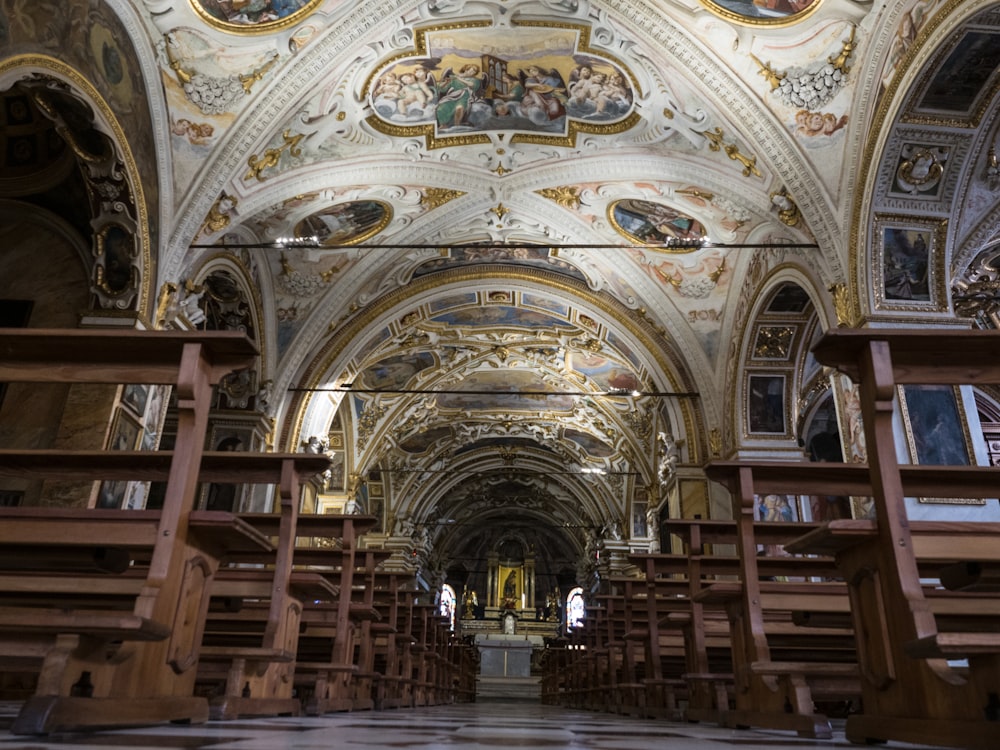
[{"left": 349, "top": 604, "right": 382, "bottom": 621}]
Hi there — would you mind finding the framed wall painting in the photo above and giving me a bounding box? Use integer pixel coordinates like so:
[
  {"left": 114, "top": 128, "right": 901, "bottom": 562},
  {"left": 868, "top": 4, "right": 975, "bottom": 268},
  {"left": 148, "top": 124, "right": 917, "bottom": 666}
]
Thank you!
[
  {"left": 108, "top": 409, "right": 141, "bottom": 451},
  {"left": 631, "top": 496, "right": 648, "bottom": 538},
  {"left": 873, "top": 214, "right": 947, "bottom": 312},
  {"left": 96, "top": 480, "right": 128, "bottom": 509},
  {"left": 898, "top": 384, "right": 983, "bottom": 505},
  {"left": 747, "top": 372, "right": 788, "bottom": 435},
  {"left": 121, "top": 383, "right": 149, "bottom": 417}
]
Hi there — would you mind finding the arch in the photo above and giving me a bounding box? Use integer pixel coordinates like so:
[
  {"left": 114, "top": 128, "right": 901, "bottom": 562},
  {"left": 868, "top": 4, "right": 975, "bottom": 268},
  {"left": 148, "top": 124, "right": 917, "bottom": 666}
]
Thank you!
[{"left": 0, "top": 56, "right": 152, "bottom": 321}]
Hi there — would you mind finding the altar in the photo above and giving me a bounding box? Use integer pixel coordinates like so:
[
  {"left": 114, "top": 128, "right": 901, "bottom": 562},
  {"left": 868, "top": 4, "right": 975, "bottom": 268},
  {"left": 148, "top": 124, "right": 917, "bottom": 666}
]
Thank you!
[
  {"left": 476, "top": 633, "right": 539, "bottom": 678},
  {"left": 474, "top": 633, "right": 544, "bottom": 700}
]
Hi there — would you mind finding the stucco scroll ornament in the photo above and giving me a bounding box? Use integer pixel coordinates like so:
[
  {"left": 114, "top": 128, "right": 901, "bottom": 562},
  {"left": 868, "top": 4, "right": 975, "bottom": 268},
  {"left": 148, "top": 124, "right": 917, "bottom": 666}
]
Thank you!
[{"left": 895, "top": 146, "right": 947, "bottom": 195}]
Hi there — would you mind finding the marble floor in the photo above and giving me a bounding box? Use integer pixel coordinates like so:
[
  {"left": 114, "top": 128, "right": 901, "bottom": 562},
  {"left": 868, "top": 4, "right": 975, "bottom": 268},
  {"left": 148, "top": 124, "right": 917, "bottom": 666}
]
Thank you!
[{"left": 0, "top": 700, "right": 958, "bottom": 750}]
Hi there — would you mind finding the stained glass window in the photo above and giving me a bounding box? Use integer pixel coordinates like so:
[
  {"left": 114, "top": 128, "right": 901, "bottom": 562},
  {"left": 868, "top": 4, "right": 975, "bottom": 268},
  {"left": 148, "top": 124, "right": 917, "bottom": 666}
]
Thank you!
[
  {"left": 440, "top": 584, "right": 457, "bottom": 631},
  {"left": 566, "top": 586, "right": 585, "bottom": 630}
]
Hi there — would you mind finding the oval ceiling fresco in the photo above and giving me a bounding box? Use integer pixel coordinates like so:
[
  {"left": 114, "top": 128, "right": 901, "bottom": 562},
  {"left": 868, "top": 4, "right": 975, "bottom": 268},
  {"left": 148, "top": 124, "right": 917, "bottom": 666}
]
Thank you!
[
  {"left": 189, "top": 0, "right": 323, "bottom": 32},
  {"left": 293, "top": 200, "right": 391, "bottom": 246},
  {"left": 366, "top": 23, "right": 640, "bottom": 148},
  {"left": 608, "top": 199, "right": 707, "bottom": 246},
  {"left": 702, "top": 0, "right": 821, "bottom": 26}
]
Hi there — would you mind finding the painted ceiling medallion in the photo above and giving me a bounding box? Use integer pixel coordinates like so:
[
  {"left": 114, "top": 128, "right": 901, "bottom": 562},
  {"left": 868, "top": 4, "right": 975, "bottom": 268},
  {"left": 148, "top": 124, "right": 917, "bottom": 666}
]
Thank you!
[
  {"left": 701, "top": 0, "right": 821, "bottom": 26},
  {"left": 189, "top": 0, "right": 323, "bottom": 34},
  {"left": 293, "top": 200, "right": 391, "bottom": 246},
  {"left": 608, "top": 199, "right": 707, "bottom": 248},
  {"left": 366, "top": 22, "right": 640, "bottom": 149}
]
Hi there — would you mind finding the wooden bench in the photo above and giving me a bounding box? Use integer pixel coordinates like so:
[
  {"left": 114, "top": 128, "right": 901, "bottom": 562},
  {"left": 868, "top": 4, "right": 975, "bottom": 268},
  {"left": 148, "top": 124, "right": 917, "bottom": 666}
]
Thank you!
[
  {"left": 626, "top": 514, "right": 851, "bottom": 729},
  {"left": 187, "top": 485, "right": 362, "bottom": 719},
  {"left": 711, "top": 328, "right": 1000, "bottom": 750},
  {"left": 0, "top": 329, "right": 263, "bottom": 734}
]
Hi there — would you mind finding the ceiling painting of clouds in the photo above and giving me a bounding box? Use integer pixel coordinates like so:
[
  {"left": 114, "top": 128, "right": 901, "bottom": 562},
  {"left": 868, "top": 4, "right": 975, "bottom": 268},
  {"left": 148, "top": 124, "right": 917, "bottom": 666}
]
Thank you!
[{"left": 367, "top": 22, "right": 639, "bottom": 149}]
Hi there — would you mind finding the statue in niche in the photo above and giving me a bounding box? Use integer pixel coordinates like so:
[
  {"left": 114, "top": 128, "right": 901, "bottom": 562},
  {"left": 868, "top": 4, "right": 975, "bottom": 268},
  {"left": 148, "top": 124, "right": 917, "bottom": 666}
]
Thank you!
[
  {"left": 657, "top": 431, "right": 680, "bottom": 486},
  {"left": 502, "top": 569, "right": 517, "bottom": 608}
]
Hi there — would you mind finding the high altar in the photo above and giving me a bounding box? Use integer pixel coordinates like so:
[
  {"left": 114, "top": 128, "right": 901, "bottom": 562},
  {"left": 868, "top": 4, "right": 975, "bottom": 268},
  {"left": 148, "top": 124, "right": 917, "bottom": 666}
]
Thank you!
[{"left": 458, "top": 548, "right": 560, "bottom": 699}]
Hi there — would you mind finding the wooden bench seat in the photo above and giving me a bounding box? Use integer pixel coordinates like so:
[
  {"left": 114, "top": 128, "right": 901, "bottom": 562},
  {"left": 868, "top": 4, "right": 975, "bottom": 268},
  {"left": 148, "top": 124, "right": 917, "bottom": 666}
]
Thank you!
[
  {"left": 700, "top": 328, "right": 1000, "bottom": 750},
  {"left": 631, "top": 515, "right": 861, "bottom": 738},
  {"left": 196, "top": 513, "right": 376, "bottom": 720}
]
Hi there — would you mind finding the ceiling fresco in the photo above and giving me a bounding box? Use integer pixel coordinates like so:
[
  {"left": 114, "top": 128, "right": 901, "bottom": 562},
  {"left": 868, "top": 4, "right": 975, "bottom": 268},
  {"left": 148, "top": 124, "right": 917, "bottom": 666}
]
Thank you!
[
  {"left": 190, "top": 0, "right": 323, "bottom": 31},
  {"left": 7, "top": 0, "right": 997, "bottom": 589},
  {"left": 366, "top": 23, "right": 639, "bottom": 148},
  {"left": 703, "top": 0, "right": 821, "bottom": 25}
]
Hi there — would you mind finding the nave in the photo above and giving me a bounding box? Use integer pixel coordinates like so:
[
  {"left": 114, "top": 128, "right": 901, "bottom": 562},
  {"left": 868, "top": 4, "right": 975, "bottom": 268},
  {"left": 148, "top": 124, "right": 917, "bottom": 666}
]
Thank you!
[{"left": 0, "top": 700, "right": 955, "bottom": 750}]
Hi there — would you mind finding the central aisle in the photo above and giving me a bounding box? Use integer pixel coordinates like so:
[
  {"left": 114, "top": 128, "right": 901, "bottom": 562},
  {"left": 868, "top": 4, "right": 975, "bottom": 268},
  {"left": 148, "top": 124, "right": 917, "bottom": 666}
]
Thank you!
[{"left": 0, "top": 700, "right": 955, "bottom": 749}]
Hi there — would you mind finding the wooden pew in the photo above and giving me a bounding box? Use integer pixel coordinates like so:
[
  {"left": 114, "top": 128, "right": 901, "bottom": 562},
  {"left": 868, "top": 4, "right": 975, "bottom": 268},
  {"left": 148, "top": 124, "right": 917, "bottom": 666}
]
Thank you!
[
  {"left": 0, "top": 329, "right": 261, "bottom": 734},
  {"left": 627, "top": 513, "right": 850, "bottom": 730},
  {"left": 708, "top": 324, "right": 1000, "bottom": 750},
  {"left": 0, "top": 453, "right": 331, "bottom": 721},
  {"left": 367, "top": 570, "right": 418, "bottom": 709},
  {"left": 258, "top": 527, "right": 383, "bottom": 715},
  {"left": 195, "top": 509, "right": 374, "bottom": 719}
]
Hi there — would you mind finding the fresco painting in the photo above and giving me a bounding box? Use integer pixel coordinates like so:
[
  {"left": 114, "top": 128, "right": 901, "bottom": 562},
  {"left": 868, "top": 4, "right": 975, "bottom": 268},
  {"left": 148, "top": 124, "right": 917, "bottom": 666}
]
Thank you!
[
  {"left": 413, "top": 245, "right": 586, "bottom": 285},
  {"left": 192, "top": 0, "right": 320, "bottom": 29},
  {"left": 568, "top": 351, "right": 641, "bottom": 392},
  {"left": 882, "top": 226, "right": 931, "bottom": 302},
  {"left": 563, "top": 428, "right": 615, "bottom": 457},
  {"left": 609, "top": 199, "right": 707, "bottom": 245},
  {"left": 437, "top": 370, "right": 575, "bottom": 412},
  {"left": 359, "top": 352, "right": 437, "bottom": 391},
  {"left": 917, "top": 31, "right": 1000, "bottom": 115},
  {"left": 399, "top": 426, "right": 453, "bottom": 454},
  {"left": 704, "top": 0, "right": 819, "bottom": 23},
  {"left": 431, "top": 305, "right": 572, "bottom": 330},
  {"left": 429, "top": 293, "right": 479, "bottom": 312},
  {"left": 294, "top": 200, "right": 390, "bottom": 246},
  {"left": 369, "top": 26, "right": 635, "bottom": 140}
]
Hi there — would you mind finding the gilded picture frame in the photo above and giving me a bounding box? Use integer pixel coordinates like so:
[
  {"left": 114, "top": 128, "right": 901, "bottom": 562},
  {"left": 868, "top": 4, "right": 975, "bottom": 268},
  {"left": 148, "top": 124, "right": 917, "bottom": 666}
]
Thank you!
[
  {"left": 497, "top": 565, "right": 523, "bottom": 609},
  {"left": 746, "top": 372, "right": 788, "bottom": 436},
  {"left": 873, "top": 214, "right": 948, "bottom": 313},
  {"left": 898, "top": 384, "right": 984, "bottom": 505}
]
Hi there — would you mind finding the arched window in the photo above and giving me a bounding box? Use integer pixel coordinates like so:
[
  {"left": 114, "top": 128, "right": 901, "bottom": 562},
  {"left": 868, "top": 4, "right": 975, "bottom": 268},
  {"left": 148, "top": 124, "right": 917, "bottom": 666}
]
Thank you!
[
  {"left": 565, "top": 586, "right": 586, "bottom": 631},
  {"left": 439, "top": 584, "right": 457, "bottom": 631}
]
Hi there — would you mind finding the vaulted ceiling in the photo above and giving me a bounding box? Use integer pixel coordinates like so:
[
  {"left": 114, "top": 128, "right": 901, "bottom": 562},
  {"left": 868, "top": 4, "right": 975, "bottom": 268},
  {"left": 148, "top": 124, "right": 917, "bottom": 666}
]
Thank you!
[{"left": 1, "top": 0, "right": 998, "bottom": 587}]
